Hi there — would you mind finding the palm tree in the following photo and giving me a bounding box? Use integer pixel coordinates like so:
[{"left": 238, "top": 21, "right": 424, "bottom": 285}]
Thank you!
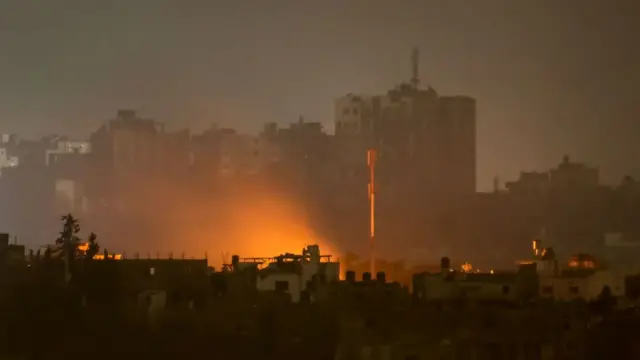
[{"left": 56, "top": 213, "right": 82, "bottom": 283}]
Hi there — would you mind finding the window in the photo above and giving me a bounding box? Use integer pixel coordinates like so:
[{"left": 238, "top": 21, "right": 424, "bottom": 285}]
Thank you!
[
  {"left": 149, "top": 267, "right": 155, "bottom": 276},
  {"left": 542, "top": 286, "right": 553, "bottom": 294},
  {"left": 502, "top": 285, "right": 510, "bottom": 295},
  {"left": 275, "top": 280, "right": 289, "bottom": 292},
  {"left": 569, "top": 286, "right": 579, "bottom": 295}
]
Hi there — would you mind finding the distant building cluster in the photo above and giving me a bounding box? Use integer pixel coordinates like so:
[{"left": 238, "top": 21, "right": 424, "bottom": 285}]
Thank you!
[{"left": 0, "top": 49, "right": 639, "bottom": 274}]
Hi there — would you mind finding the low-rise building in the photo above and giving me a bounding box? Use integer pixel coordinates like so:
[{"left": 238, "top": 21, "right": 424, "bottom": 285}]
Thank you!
[
  {"left": 0, "top": 233, "right": 25, "bottom": 267},
  {"left": 523, "top": 239, "right": 627, "bottom": 302},
  {"left": 80, "top": 257, "right": 210, "bottom": 312},
  {"left": 224, "top": 245, "right": 340, "bottom": 303},
  {"left": 412, "top": 257, "right": 537, "bottom": 303},
  {"left": 324, "top": 270, "right": 407, "bottom": 308},
  {"left": 539, "top": 268, "right": 625, "bottom": 301}
]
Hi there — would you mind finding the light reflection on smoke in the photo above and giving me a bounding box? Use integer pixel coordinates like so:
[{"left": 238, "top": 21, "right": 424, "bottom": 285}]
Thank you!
[{"left": 92, "top": 177, "right": 339, "bottom": 268}]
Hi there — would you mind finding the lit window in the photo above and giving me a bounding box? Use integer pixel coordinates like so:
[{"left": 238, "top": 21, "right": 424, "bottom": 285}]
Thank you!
[{"left": 149, "top": 267, "right": 155, "bottom": 276}]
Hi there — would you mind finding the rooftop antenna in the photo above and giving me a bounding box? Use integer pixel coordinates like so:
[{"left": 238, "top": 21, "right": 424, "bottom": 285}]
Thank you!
[{"left": 410, "top": 47, "right": 420, "bottom": 89}]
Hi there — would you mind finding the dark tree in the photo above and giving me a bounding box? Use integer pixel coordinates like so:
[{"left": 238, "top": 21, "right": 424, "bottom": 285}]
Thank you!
[
  {"left": 591, "top": 285, "right": 617, "bottom": 315},
  {"left": 85, "top": 232, "right": 100, "bottom": 260},
  {"left": 56, "top": 214, "right": 82, "bottom": 256},
  {"left": 56, "top": 214, "right": 82, "bottom": 283},
  {"left": 44, "top": 247, "right": 52, "bottom": 260}
]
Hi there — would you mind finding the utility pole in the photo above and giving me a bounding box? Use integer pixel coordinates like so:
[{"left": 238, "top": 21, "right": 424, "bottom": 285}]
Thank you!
[{"left": 367, "top": 148, "right": 377, "bottom": 275}]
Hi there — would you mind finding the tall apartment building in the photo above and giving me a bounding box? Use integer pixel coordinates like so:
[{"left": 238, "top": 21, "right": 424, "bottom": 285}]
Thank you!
[
  {"left": 89, "top": 110, "right": 190, "bottom": 177},
  {"left": 333, "top": 70, "right": 476, "bottom": 201},
  {"left": 331, "top": 49, "right": 477, "bottom": 255},
  {"left": 87, "top": 110, "right": 191, "bottom": 213},
  {"left": 436, "top": 95, "right": 477, "bottom": 198}
]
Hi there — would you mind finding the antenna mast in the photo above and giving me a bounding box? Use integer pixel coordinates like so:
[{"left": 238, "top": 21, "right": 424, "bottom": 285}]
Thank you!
[
  {"left": 367, "top": 148, "right": 377, "bottom": 275},
  {"left": 410, "top": 47, "right": 420, "bottom": 89}
]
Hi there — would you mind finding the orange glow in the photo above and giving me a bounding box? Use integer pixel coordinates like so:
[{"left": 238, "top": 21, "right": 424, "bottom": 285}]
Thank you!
[
  {"left": 532, "top": 239, "right": 540, "bottom": 256},
  {"left": 90, "top": 175, "right": 340, "bottom": 269},
  {"left": 461, "top": 262, "right": 473, "bottom": 273},
  {"left": 568, "top": 259, "right": 595, "bottom": 269},
  {"left": 568, "top": 254, "right": 597, "bottom": 269},
  {"left": 173, "top": 185, "right": 340, "bottom": 269},
  {"left": 76, "top": 242, "right": 122, "bottom": 260},
  {"left": 516, "top": 260, "right": 534, "bottom": 265},
  {"left": 93, "top": 254, "right": 122, "bottom": 260}
]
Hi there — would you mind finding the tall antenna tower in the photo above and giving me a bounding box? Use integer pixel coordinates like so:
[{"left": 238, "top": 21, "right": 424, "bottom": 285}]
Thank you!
[
  {"left": 410, "top": 47, "right": 420, "bottom": 89},
  {"left": 367, "top": 148, "right": 377, "bottom": 275}
]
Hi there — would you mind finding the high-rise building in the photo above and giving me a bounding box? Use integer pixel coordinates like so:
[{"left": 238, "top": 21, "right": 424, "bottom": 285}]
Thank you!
[
  {"left": 333, "top": 77, "right": 476, "bottom": 201},
  {"left": 436, "top": 95, "right": 477, "bottom": 197},
  {"left": 332, "top": 49, "right": 477, "bottom": 254},
  {"left": 90, "top": 110, "right": 161, "bottom": 176}
]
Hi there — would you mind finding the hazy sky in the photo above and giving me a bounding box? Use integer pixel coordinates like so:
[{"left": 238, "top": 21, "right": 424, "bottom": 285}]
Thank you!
[{"left": 0, "top": 0, "right": 638, "bottom": 190}]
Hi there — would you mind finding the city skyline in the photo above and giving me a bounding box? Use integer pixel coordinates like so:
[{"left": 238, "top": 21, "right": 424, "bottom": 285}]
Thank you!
[{"left": 1, "top": 0, "right": 638, "bottom": 190}]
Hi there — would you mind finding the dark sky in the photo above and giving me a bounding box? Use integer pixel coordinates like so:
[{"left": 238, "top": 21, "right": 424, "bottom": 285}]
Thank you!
[{"left": 0, "top": 0, "right": 638, "bottom": 190}]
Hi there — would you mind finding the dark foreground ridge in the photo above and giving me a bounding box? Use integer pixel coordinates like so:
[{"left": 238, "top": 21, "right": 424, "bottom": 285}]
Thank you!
[{"left": 1, "top": 217, "right": 640, "bottom": 359}]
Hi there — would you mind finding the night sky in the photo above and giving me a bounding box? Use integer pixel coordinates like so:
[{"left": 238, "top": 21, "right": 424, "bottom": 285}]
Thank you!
[{"left": 0, "top": 0, "right": 638, "bottom": 190}]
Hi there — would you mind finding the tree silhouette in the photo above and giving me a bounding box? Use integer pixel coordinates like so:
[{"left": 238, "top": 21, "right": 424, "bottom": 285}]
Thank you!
[
  {"left": 44, "top": 247, "right": 52, "bottom": 261},
  {"left": 593, "top": 285, "right": 617, "bottom": 315},
  {"left": 55, "top": 214, "right": 82, "bottom": 283},
  {"left": 85, "top": 232, "right": 100, "bottom": 260}
]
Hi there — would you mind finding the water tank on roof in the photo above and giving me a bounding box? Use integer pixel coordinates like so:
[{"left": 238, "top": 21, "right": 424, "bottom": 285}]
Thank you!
[{"left": 346, "top": 271, "right": 356, "bottom": 283}]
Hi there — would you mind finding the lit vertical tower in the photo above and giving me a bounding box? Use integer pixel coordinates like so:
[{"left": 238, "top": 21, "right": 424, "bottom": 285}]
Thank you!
[{"left": 367, "top": 148, "right": 377, "bottom": 275}]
